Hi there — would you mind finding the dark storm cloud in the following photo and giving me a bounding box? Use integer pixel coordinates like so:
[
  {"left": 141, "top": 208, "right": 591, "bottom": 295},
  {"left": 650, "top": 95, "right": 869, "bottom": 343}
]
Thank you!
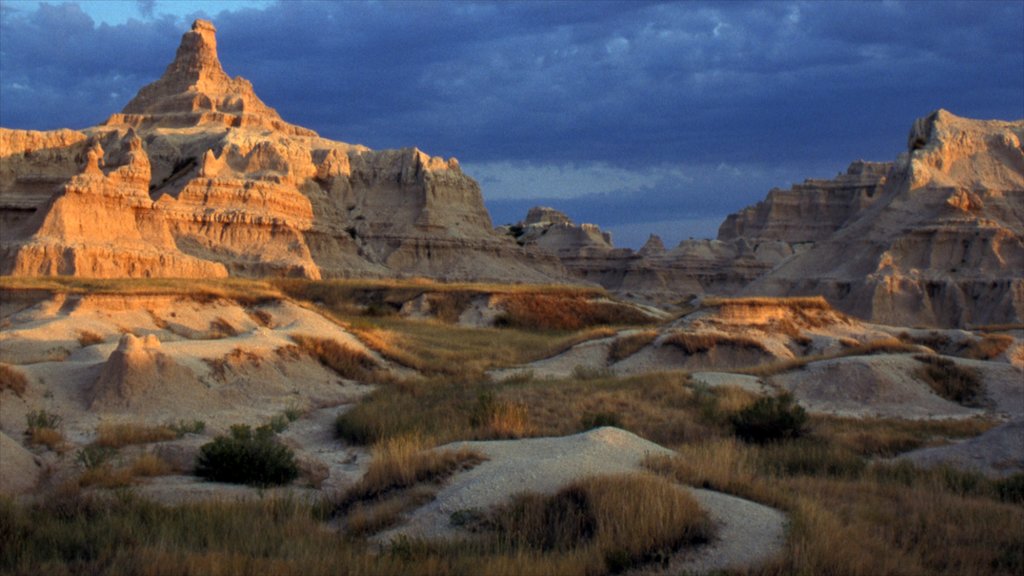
[{"left": 2, "top": 1, "right": 1021, "bottom": 246}]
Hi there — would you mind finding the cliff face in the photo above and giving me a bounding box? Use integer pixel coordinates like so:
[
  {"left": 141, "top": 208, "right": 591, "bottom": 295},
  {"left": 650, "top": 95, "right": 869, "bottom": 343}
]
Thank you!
[
  {"left": 0, "top": 20, "right": 564, "bottom": 283},
  {"left": 746, "top": 110, "right": 1024, "bottom": 327},
  {"left": 508, "top": 111, "right": 1023, "bottom": 327}
]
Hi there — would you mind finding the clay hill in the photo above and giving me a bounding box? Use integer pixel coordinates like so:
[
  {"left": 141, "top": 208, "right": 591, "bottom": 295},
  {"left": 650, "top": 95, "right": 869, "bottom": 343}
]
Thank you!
[
  {"left": 0, "top": 20, "right": 564, "bottom": 283},
  {"left": 506, "top": 113, "right": 1024, "bottom": 328}
]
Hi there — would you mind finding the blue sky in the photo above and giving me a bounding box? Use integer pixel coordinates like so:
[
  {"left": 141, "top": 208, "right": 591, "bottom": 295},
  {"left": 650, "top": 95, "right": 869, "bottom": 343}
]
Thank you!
[{"left": 1, "top": 1, "right": 1022, "bottom": 247}]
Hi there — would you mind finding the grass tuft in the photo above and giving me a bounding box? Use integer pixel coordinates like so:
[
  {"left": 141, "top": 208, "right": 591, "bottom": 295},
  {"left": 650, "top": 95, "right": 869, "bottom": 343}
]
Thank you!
[
  {"left": 0, "top": 363, "right": 28, "bottom": 396},
  {"left": 95, "top": 422, "right": 178, "bottom": 448},
  {"left": 339, "top": 435, "right": 484, "bottom": 506},
  {"left": 914, "top": 355, "right": 985, "bottom": 406},
  {"left": 291, "top": 334, "right": 378, "bottom": 381}
]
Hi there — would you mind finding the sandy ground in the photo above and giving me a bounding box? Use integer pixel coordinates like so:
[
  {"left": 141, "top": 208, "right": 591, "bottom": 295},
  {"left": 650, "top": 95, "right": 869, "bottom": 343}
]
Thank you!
[{"left": 379, "top": 427, "right": 787, "bottom": 574}]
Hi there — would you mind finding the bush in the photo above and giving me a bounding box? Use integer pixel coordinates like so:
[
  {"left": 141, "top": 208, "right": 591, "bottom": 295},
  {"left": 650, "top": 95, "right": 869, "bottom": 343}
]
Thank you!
[
  {"left": 914, "top": 355, "right": 984, "bottom": 406},
  {"left": 994, "top": 474, "right": 1024, "bottom": 504},
  {"left": 580, "top": 412, "right": 622, "bottom": 430},
  {"left": 730, "top": 393, "right": 807, "bottom": 444},
  {"left": 195, "top": 424, "right": 298, "bottom": 487}
]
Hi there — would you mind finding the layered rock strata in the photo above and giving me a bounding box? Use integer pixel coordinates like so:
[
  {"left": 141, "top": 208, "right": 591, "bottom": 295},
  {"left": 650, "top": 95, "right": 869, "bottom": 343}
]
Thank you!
[
  {"left": 508, "top": 111, "right": 1023, "bottom": 327},
  {"left": 0, "top": 20, "right": 565, "bottom": 282},
  {"left": 745, "top": 110, "right": 1024, "bottom": 327}
]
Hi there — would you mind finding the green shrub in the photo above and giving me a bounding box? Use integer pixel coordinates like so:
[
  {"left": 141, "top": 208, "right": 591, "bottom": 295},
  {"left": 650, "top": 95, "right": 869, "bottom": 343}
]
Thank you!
[
  {"left": 730, "top": 393, "right": 807, "bottom": 444},
  {"left": 994, "top": 474, "right": 1024, "bottom": 504},
  {"left": 26, "top": 410, "right": 62, "bottom": 431},
  {"left": 195, "top": 424, "right": 298, "bottom": 487},
  {"left": 76, "top": 445, "right": 117, "bottom": 470},
  {"left": 167, "top": 419, "right": 206, "bottom": 436},
  {"left": 580, "top": 412, "right": 622, "bottom": 430}
]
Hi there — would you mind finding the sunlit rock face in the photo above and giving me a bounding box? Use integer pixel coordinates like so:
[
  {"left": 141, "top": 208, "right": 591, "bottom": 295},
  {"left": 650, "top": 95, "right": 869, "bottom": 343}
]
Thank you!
[
  {"left": 506, "top": 111, "right": 1023, "bottom": 328},
  {"left": 744, "top": 110, "right": 1024, "bottom": 328},
  {"left": 0, "top": 20, "right": 566, "bottom": 283}
]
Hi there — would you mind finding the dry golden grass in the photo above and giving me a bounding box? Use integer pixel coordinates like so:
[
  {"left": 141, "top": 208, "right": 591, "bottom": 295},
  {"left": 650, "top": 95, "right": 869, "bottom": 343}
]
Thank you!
[
  {"left": 0, "top": 276, "right": 284, "bottom": 303},
  {"left": 914, "top": 354, "right": 985, "bottom": 406},
  {"left": 290, "top": 334, "right": 378, "bottom": 381},
  {"left": 495, "top": 293, "right": 653, "bottom": 331},
  {"left": 479, "top": 473, "right": 712, "bottom": 572},
  {"left": 28, "top": 427, "right": 64, "bottom": 451},
  {"left": 965, "top": 333, "right": 1014, "bottom": 360},
  {"left": 340, "top": 434, "right": 485, "bottom": 505},
  {"left": 736, "top": 337, "right": 919, "bottom": 377},
  {"left": 662, "top": 331, "right": 767, "bottom": 354},
  {"left": 812, "top": 415, "right": 998, "bottom": 457},
  {"left": 345, "top": 487, "right": 435, "bottom": 537},
  {"left": 95, "top": 422, "right": 178, "bottom": 448},
  {"left": 607, "top": 330, "right": 658, "bottom": 362},
  {"left": 702, "top": 295, "right": 832, "bottom": 310},
  {"left": 348, "top": 317, "right": 614, "bottom": 378},
  {"left": 0, "top": 363, "right": 28, "bottom": 396},
  {"left": 472, "top": 396, "right": 533, "bottom": 439},
  {"left": 76, "top": 329, "right": 105, "bottom": 347}
]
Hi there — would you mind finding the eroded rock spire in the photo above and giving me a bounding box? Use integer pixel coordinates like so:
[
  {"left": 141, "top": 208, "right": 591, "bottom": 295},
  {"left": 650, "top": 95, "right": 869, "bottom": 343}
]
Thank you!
[{"left": 106, "top": 19, "right": 315, "bottom": 136}]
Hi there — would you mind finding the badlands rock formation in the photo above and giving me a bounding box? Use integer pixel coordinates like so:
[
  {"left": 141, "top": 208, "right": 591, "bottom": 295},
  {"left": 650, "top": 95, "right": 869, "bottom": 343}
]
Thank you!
[
  {"left": 0, "top": 20, "right": 564, "bottom": 283},
  {"left": 509, "top": 112, "right": 1023, "bottom": 327},
  {"left": 747, "top": 110, "right": 1024, "bottom": 328}
]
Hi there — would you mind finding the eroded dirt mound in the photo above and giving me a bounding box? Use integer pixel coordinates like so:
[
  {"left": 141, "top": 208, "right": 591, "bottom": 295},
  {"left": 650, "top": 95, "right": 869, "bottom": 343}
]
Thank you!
[
  {"left": 771, "top": 354, "right": 982, "bottom": 419},
  {"left": 897, "top": 417, "right": 1024, "bottom": 478},
  {"left": 0, "top": 431, "right": 42, "bottom": 494},
  {"left": 90, "top": 333, "right": 209, "bottom": 410}
]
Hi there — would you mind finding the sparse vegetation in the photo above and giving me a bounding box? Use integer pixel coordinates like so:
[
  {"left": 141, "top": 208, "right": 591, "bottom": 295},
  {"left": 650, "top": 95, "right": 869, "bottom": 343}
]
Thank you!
[
  {"left": 735, "top": 337, "right": 920, "bottom": 377},
  {"left": 607, "top": 330, "right": 658, "bottom": 362},
  {"left": 662, "top": 331, "right": 768, "bottom": 354},
  {"left": 493, "top": 293, "right": 653, "bottom": 331},
  {"left": 25, "top": 410, "right": 63, "bottom": 450},
  {"left": 914, "top": 354, "right": 985, "bottom": 406},
  {"left": 167, "top": 419, "right": 206, "bottom": 436},
  {"left": 338, "top": 434, "right": 484, "bottom": 506},
  {"left": 76, "top": 329, "right": 105, "bottom": 346},
  {"left": 95, "top": 422, "right": 178, "bottom": 448},
  {"left": 730, "top": 393, "right": 808, "bottom": 444},
  {"left": 195, "top": 424, "right": 298, "bottom": 487},
  {"left": 0, "top": 363, "right": 28, "bottom": 396},
  {"left": 470, "top": 473, "right": 712, "bottom": 573},
  {"left": 291, "top": 333, "right": 378, "bottom": 381},
  {"left": 965, "top": 333, "right": 1014, "bottom": 360}
]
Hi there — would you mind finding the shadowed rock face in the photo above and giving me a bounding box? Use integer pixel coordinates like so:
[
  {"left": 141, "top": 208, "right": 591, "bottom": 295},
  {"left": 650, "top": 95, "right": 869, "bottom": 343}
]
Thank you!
[{"left": 0, "top": 20, "right": 566, "bottom": 283}]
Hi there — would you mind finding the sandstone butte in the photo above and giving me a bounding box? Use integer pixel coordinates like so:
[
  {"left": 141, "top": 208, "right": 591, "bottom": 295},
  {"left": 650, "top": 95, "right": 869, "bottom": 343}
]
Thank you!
[
  {"left": 0, "top": 20, "right": 566, "bottom": 283},
  {"left": 1, "top": 20, "right": 1022, "bottom": 329},
  {"left": 506, "top": 112, "right": 1024, "bottom": 328}
]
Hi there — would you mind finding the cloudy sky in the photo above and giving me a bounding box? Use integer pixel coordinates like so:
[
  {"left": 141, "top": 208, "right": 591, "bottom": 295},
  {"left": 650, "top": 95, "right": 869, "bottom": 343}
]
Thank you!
[{"left": 1, "top": 1, "right": 1021, "bottom": 247}]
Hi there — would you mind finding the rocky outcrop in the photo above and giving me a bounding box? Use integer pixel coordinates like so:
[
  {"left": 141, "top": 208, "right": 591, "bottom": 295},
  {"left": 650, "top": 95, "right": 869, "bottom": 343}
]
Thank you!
[
  {"left": 718, "top": 161, "right": 891, "bottom": 244},
  {"left": 745, "top": 110, "right": 1024, "bottom": 327},
  {"left": 90, "top": 334, "right": 209, "bottom": 410},
  {"left": 0, "top": 20, "right": 565, "bottom": 283},
  {"left": 508, "top": 112, "right": 1022, "bottom": 327},
  {"left": 504, "top": 207, "right": 794, "bottom": 304}
]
